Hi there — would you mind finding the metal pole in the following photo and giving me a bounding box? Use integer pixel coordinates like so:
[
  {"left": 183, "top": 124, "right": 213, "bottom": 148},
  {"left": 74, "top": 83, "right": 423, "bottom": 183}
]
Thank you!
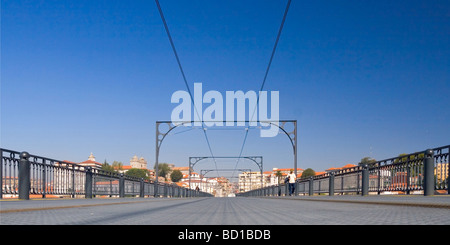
[
  {"left": 294, "top": 121, "right": 298, "bottom": 196},
  {"left": 71, "top": 165, "right": 75, "bottom": 198},
  {"left": 260, "top": 159, "right": 263, "bottom": 190},
  {"left": 85, "top": 167, "right": 93, "bottom": 199},
  {"left": 329, "top": 172, "right": 335, "bottom": 196},
  {"left": 155, "top": 122, "right": 159, "bottom": 197},
  {"left": 361, "top": 165, "right": 369, "bottom": 196},
  {"left": 423, "top": 149, "right": 434, "bottom": 196},
  {"left": 140, "top": 178, "right": 144, "bottom": 198},
  {"left": 18, "top": 152, "right": 31, "bottom": 200},
  {"left": 119, "top": 173, "right": 125, "bottom": 198},
  {"left": 42, "top": 159, "right": 46, "bottom": 198},
  {"left": 189, "top": 158, "right": 192, "bottom": 190}
]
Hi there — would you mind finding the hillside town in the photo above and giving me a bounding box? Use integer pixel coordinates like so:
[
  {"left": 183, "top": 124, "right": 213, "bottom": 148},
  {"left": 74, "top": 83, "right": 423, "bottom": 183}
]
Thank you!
[{"left": 73, "top": 153, "right": 362, "bottom": 197}]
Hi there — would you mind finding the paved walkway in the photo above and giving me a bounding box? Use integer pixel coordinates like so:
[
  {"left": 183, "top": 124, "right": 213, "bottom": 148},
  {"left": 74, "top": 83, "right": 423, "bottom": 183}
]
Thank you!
[
  {"left": 267, "top": 194, "right": 450, "bottom": 208},
  {"left": 1, "top": 195, "right": 449, "bottom": 225}
]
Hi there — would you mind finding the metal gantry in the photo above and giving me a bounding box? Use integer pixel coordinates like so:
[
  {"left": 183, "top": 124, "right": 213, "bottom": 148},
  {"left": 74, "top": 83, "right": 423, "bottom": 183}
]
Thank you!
[
  {"left": 155, "top": 120, "right": 297, "bottom": 197},
  {"left": 198, "top": 169, "right": 251, "bottom": 194},
  {"left": 188, "top": 156, "right": 263, "bottom": 190}
]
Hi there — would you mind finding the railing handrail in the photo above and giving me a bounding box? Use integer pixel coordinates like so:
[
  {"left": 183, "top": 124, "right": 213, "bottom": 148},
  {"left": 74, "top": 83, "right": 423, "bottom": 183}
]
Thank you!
[
  {"left": 239, "top": 145, "right": 449, "bottom": 197},
  {"left": 300, "top": 145, "right": 450, "bottom": 181},
  {"left": 1, "top": 148, "right": 213, "bottom": 199}
]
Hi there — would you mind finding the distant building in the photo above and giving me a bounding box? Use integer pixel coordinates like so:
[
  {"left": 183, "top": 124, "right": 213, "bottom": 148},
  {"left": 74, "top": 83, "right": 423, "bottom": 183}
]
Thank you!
[
  {"left": 130, "top": 155, "right": 147, "bottom": 169},
  {"left": 325, "top": 164, "right": 357, "bottom": 173},
  {"left": 114, "top": 155, "right": 153, "bottom": 180},
  {"left": 239, "top": 171, "right": 263, "bottom": 192},
  {"left": 172, "top": 166, "right": 192, "bottom": 176},
  {"left": 78, "top": 153, "right": 102, "bottom": 170}
]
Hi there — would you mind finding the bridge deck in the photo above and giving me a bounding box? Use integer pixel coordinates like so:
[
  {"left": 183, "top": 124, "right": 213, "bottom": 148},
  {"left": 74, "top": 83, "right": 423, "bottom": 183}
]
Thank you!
[{"left": 1, "top": 195, "right": 449, "bottom": 225}]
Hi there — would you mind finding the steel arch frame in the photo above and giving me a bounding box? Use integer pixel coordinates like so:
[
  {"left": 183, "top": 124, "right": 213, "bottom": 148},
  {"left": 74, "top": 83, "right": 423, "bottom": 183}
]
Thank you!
[
  {"left": 154, "top": 120, "right": 297, "bottom": 197},
  {"left": 188, "top": 156, "right": 263, "bottom": 190}
]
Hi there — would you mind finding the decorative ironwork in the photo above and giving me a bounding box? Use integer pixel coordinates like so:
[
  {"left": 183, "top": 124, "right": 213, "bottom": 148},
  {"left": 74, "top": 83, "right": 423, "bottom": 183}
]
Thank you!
[
  {"left": 239, "top": 145, "right": 449, "bottom": 197},
  {"left": 188, "top": 156, "right": 263, "bottom": 189},
  {"left": 1, "top": 148, "right": 212, "bottom": 199},
  {"left": 155, "top": 120, "right": 297, "bottom": 196}
]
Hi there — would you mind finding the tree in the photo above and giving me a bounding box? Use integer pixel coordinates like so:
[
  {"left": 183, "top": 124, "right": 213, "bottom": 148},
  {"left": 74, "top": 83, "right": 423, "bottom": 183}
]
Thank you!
[
  {"left": 101, "top": 160, "right": 116, "bottom": 173},
  {"left": 359, "top": 157, "right": 377, "bottom": 167},
  {"left": 112, "top": 161, "right": 123, "bottom": 171},
  {"left": 394, "top": 153, "right": 425, "bottom": 163},
  {"left": 301, "top": 168, "right": 315, "bottom": 179},
  {"left": 170, "top": 170, "right": 183, "bottom": 182},
  {"left": 126, "top": 168, "right": 149, "bottom": 180},
  {"left": 154, "top": 163, "right": 172, "bottom": 180},
  {"left": 275, "top": 170, "right": 283, "bottom": 184}
]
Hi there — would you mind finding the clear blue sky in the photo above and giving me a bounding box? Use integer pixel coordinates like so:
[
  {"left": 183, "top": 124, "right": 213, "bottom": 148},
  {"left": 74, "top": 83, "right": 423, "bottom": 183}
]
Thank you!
[{"left": 1, "top": 0, "right": 449, "bottom": 176}]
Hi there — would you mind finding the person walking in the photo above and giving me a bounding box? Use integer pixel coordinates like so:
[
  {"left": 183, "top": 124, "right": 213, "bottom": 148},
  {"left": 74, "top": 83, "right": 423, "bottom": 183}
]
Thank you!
[{"left": 287, "top": 170, "right": 296, "bottom": 196}]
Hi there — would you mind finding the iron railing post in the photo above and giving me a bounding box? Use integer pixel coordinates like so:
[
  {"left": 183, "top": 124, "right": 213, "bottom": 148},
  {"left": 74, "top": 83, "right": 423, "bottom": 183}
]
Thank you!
[
  {"left": 329, "top": 172, "right": 335, "bottom": 196},
  {"left": 362, "top": 165, "right": 369, "bottom": 196},
  {"left": 85, "top": 167, "right": 93, "bottom": 199},
  {"left": 42, "top": 159, "right": 47, "bottom": 198},
  {"left": 423, "top": 149, "right": 434, "bottom": 196},
  {"left": 119, "top": 173, "right": 125, "bottom": 198},
  {"left": 308, "top": 177, "right": 314, "bottom": 196},
  {"left": 18, "top": 152, "right": 31, "bottom": 200},
  {"left": 140, "top": 178, "right": 144, "bottom": 198},
  {"left": 71, "top": 166, "right": 76, "bottom": 198}
]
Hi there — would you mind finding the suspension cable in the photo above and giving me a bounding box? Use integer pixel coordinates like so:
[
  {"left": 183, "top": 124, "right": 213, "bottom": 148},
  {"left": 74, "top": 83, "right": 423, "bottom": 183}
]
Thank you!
[
  {"left": 232, "top": 0, "right": 292, "bottom": 181},
  {"left": 155, "top": 0, "right": 220, "bottom": 177}
]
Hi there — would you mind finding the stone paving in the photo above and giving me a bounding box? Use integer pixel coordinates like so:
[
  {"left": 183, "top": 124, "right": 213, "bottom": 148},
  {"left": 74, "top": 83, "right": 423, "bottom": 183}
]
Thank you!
[{"left": 1, "top": 195, "right": 449, "bottom": 225}]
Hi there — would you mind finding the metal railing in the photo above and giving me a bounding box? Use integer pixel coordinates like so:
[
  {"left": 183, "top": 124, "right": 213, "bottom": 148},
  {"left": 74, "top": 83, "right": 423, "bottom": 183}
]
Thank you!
[
  {"left": 239, "top": 145, "right": 449, "bottom": 197},
  {"left": 0, "top": 149, "right": 212, "bottom": 199}
]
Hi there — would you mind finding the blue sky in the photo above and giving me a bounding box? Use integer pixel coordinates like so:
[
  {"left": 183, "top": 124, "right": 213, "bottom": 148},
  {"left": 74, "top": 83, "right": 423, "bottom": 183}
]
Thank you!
[{"left": 1, "top": 0, "right": 449, "bottom": 176}]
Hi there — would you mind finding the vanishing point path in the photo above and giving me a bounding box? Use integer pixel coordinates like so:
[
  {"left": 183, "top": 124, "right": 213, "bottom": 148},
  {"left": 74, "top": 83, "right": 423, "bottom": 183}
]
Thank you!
[{"left": 1, "top": 195, "right": 450, "bottom": 225}]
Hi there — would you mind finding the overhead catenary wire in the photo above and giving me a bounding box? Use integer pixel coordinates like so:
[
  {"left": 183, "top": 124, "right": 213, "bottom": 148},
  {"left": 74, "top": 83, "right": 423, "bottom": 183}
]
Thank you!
[
  {"left": 155, "top": 0, "right": 220, "bottom": 177},
  {"left": 232, "top": 0, "right": 292, "bottom": 180},
  {"left": 155, "top": 0, "right": 292, "bottom": 184}
]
